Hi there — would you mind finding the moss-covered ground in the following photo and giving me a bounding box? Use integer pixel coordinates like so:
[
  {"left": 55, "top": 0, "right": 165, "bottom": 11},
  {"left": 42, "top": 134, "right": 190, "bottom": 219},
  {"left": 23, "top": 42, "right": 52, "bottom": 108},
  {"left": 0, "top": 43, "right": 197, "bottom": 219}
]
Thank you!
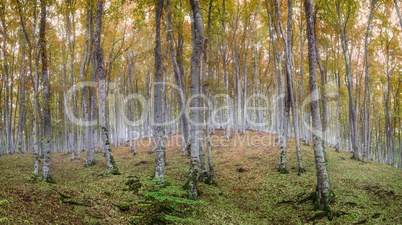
[{"left": 0, "top": 131, "right": 401, "bottom": 224}]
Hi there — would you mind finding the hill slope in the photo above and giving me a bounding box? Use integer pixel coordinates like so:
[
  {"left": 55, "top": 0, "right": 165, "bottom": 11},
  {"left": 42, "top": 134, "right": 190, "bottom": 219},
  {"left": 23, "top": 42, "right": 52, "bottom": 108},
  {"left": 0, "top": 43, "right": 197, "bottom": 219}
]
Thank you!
[{"left": 0, "top": 131, "right": 401, "bottom": 224}]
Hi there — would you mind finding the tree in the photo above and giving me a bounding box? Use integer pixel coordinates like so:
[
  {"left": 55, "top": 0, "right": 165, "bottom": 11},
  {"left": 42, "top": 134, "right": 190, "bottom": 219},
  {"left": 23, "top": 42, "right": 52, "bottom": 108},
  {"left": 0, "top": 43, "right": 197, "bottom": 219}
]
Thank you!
[
  {"left": 0, "top": 3, "right": 12, "bottom": 155},
  {"left": 16, "top": 38, "right": 26, "bottom": 154},
  {"left": 187, "top": 0, "right": 204, "bottom": 200},
  {"left": 336, "top": 0, "right": 360, "bottom": 160},
  {"left": 395, "top": 0, "right": 402, "bottom": 28},
  {"left": 274, "top": 0, "right": 305, "bottom": 174},
  {"left": 154, "top": 0, "right": 165, "bottom": 184},
  {"left": 39, "top": 0, "right": 53, "bottom": 182},
  {"left": 165, "top": 0, "right": 190, "bottom": 156},
  {"left": 362, "top": 0, "right": 377, "bottom": 163},
  {"left": 95, "top": 0, "right": 119, "bottom": 174},
  {"left": 83, "top": 0, "right": 95, "bottom": 167},
  {"left": 305, "top": 0, "right": 333, "bottom": 217}
]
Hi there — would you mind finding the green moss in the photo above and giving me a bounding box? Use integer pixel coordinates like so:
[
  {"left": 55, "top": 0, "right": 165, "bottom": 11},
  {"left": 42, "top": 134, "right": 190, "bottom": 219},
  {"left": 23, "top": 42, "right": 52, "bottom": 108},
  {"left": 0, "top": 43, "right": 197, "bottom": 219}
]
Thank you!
[
  {"left": 84, "top": 161, "right": 96, "bottom": 168},
  {"left": 198, "top": 172, "right": 208, "bottom": 182},
  {"left": 1, "top": 131, "right": 402, "bottom": 224},
  {"left": 278, "top": 167, "right": 289, "bottom": 174},
  {"left": 204, "top": 175, "right": 216, "bottom": 185},
  {"left": 108, "top": 153, "right": 120, "bottom": 175},
  {"left": 43, "top": 175, "right": 56, "bottom": 184},
  {"left": 350, "top": 154, "right": 360, "bottom": 161},
  {"left": 109, "top": 167, "right": 120, "bottom": 175},
  {"left": 297, "top": 167, "right": 306, "bottom": 175},
  {"left": 125, "top": 176, "right": 142, "bottom": 193}
]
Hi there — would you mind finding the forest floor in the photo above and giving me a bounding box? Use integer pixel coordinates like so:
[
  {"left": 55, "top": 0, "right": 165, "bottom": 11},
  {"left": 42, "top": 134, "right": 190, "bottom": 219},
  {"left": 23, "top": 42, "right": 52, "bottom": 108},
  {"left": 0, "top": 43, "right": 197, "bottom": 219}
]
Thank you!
[{"left": 0, "top": 130, "right": 401, "bottom": 224}]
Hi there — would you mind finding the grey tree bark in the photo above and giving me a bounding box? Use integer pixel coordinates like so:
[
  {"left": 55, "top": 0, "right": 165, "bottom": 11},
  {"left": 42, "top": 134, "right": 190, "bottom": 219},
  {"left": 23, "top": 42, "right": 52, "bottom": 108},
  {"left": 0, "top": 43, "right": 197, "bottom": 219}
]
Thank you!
[
  {"left": 273, "top": 0, "right": 289, "bottom": 173},
  {"left": 203, "top": 0, "right": 215, "bottom": 184},
  {"left": 16, "top": 0, "right": 36, "bottom": 155},
  {"left": 65, "top": 0, "right": 77, "bottom": 160},
  {"left": 16, "top": 39, "right": 26, "bottom": 153},
  {"left": 16, "top": 0, "right": 40, "bottom": 174},
  {"left": 95, "top": 0, "right": 119, "bottom": 174},
  {"left": 39, "top": 0, "right": 52, "bottom": 182},
  {"left": 83, "top": 0, "right": 95, "bottom": 167},
  {"left": 335, "top": 71, "right": 341, "bottom": 153},
  {"left": 221, "top": 0, "right": 231, "bottom": 140},
  {"left": 384, "top": 40, "right": 393, "bottom": 165},
  {"left": 187, "top": 0, "right": 204, "bottom": 200},
  {"left": 165, "top": 0, "right": 190, "bottom": 156},
  {"left": 0, "top": 4, "right": 12, "bottom": 155},
  {"left": 313, "top": 20, "right": 327, "bottom": 159},
  {"left": 154, "top": 0, "right": 166, "bottom": 184},
  {"left": 336, "top": 2, "right": 359, "bottom": 160},
  {"left": 305, "top": 0, "right": 333, "bottom": 215},
  {"left": 362, "top": 0, "right": 377, "bottom": 163},
  {"left": 275, "top": 0, "right": 304, "bottom": 174},
  {"left": 394, "top": 0, "right": 402, "bottom": 28}
]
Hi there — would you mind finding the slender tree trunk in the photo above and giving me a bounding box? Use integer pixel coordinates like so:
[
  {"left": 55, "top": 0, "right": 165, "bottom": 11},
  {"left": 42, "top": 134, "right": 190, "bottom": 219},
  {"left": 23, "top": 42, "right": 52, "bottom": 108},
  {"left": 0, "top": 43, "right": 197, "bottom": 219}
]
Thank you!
[
  {"left": 83, "top": 0, "right": 94, "bottom": 167},
  {"left": 67, "top": 0, "right": 78, "bottom": 159},
  {"left": 299, "top": 0, "right": 309, "bottom": 145},
  {"left": 314, "top": 22, "right": 327, "bottom": 159},
  {"left": 187, "top": 0, "right": 204, "bottom": 200},
  {"left": 305, "top": 0, "right": 333, "bottom": 215},
  {"left": 266, "top": 4, "right": 285, "bottom": 144},
  {"left": 1, "top": 5, "right": 12, "bottom": 155},
  {"left": 165, "top": 0, "right": 190, "bottom": 156},
  {"left": 95, "top": 0, "right": 119, "bottom": 174},
  {"left": 335, "top": 71, "right": 341, "bottom": 153},
  {"left": 16, "top": 37, "right": 26, "bottom": 154},
  {"left": 221, "top": 0, "right": 231, "bottom": 140},
  {"left": 394, "top": 0, "right": 402, "bottom": 28},
  {"left": 362, "top": 0, "right": 376, "bottom": 163},
  {"left": 148, "top": 71, "right": 153, "bottom": 154},
  {"left": 336, "top": 3, "right": 359, "bottom": 160},
  {"left": 203, "top": 0, "right": 215, "bottom": 184},
  {"left": 154, "top": 0, "right": 165, "bottom": 184},
  {"left": 39, "top": 0, "right": 52, "bottom": 182},
  {"left": 198, "top": 43, "right": 208, "bottom": 182},
  {"left": 384, "top": 41, "right": 393, "bottom": 165},
  {"left": 34, "top": 11, "right": 40, "bottom": 175},
  {"left": 275, "top": 0, "right": 304, "bottom": 173}
]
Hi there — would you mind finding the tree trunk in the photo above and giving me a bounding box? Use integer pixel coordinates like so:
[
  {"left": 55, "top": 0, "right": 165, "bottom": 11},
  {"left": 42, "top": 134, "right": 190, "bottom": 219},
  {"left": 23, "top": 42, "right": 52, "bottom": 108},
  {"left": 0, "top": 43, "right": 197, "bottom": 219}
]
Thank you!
[
  {"left": 187, "top": 0, "right": 204, "bottom": 200},
  {"left": 336, "top": 3, "right": 359, "bottom": 160},
  {"left": 305, "top": 0, "right": 333, "bottom": 215},
  {"left": 275, "top": 0, "right": 304, "bottom": 173},
  {"left": 165, "top": 0, "right": 190, "bottom": 156},
  {"left": 16, "top": 37, "right": 26, "bottom": 153},
  {"left": 362, "top": 0, "right": 376, "bottom": 163},
  {"left": 39, "top": 0, "right": 52, "bottom": 182},
  {"left": 335, "top": 71, "right": 341, "bottom": 153},
  {"left": 203, "top": 0, "right": 215, "bottom": 184},
  {"left": 95, "top": 0, "right": 119, "bottom": 174},
  {"left": 314, "top": 21, "right": 327, "bottom": 160},
  {"left": 153, "top": 0, "right": 165, "bottom": 184},
  {"left": 394, "top": 0, "right": 402, "bottom": 28},
  {"left": 83, "top": 0, "right": 95, "bottom": 167},
  {"left": 1, "top": 5, "right": 12, "bottom": 155},
  {"left": 384, "top": 41, "right": 393, "bottom": 165}
]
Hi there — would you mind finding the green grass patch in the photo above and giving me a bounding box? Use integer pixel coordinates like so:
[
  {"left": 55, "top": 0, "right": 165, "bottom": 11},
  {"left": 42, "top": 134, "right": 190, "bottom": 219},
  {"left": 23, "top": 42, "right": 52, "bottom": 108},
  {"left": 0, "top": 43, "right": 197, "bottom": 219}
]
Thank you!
[{"left": 0, "top": 131, "right": 401, "bottom": 224}]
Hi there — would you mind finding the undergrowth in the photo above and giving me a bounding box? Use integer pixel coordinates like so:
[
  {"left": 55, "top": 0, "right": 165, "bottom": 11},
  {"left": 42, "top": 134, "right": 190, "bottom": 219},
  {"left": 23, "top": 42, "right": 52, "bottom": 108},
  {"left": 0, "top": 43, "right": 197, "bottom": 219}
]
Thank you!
[
  {"left": 130, "top": 180, "right": 198, "bottom": 224},
  {"left": 0, "top": 131, "right": 401, "bottom": 224}
]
